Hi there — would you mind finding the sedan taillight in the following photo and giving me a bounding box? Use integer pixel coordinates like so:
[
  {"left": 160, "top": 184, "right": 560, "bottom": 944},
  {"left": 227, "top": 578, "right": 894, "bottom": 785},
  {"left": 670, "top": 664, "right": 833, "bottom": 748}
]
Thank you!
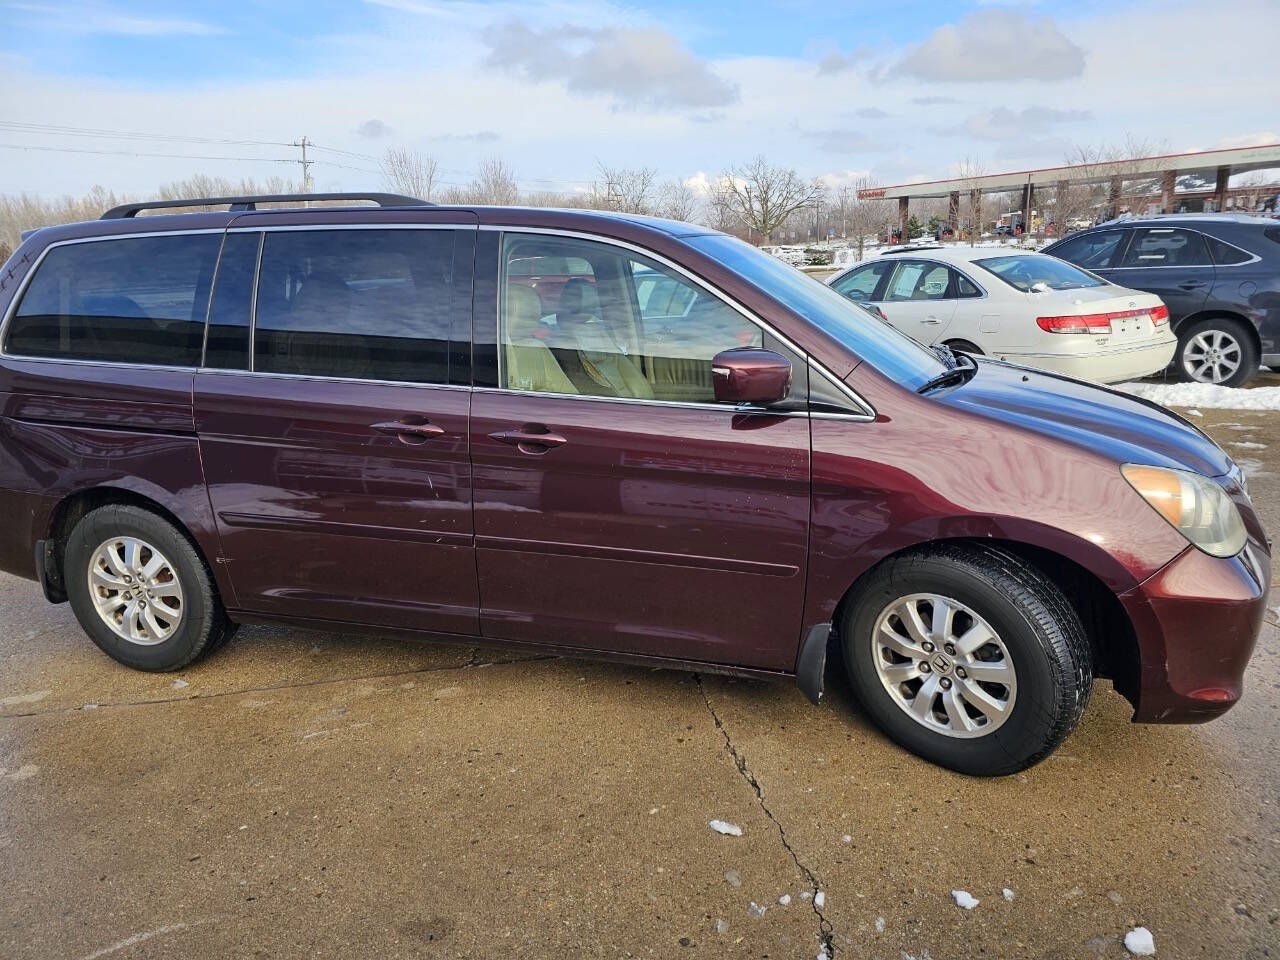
[{"left": 1036, "top": 306, "right": 1168, "bottom": 335}]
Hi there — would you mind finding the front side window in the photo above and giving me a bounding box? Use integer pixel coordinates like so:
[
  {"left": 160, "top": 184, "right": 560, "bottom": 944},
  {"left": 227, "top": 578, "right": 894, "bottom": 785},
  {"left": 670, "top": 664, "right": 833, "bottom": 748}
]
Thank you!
[
  {"left": 687, "top": 233, "right": 945, "bottom": 390},
  {"left": 1049, "top": 229, "right": 1126, "bottom": 268},
  {"left": 500, "top": 234, "right": 760, "bottom": 403},
  {"left": 253, "top": 229, "right": 456, "bottom": 383},
  {"left": 832, "top": 261, "right": 891, "bottom": 301},
  {"left": 5, "top": 233, "right": 219, "bottom": 365},
  {"left": 974, "top": 254, "right": 1106, "bottom": 292},
  {"left": 1120, "top": 228, "right": 1211, "bottom": 267},
  {"left": 884, "top": 261, "right": 952, "bottom": 302}
]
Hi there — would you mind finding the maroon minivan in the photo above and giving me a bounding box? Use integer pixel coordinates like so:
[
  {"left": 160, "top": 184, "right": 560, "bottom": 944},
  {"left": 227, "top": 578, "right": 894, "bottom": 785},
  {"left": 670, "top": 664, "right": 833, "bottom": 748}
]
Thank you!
[{"left": 0, "top": 193, "right": 1268, "bottom": 775}]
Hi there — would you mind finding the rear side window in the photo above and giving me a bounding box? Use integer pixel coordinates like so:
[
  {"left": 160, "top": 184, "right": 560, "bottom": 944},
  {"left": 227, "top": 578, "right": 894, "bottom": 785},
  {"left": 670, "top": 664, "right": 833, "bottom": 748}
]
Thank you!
[
  {"left": 832, "top": 262, "right": 891, "bottom": 301},
  {"left": 253, "top": 229, "right": 457, "bottom": 383},
  {"left": 1120, "top": 228, "right": 1212, "bottom": 267},
  {"left": 884, "top": 261, "right": 951, "bottom": 302},
  {"left": 1048, "top": 230, "right": 1126, "bottom": 269},
  {"left": 1204, "top": 235, "right": 1253, "bottom": 265},
  {"left": 5, "top": 234, "right": 219, "bottom": 366}
]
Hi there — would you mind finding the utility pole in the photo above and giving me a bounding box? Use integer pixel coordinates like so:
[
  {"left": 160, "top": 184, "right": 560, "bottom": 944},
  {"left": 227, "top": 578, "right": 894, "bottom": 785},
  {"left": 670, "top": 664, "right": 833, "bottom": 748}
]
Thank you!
[{"left": 291, "top": 136, "right": 314, "bottom": 193}]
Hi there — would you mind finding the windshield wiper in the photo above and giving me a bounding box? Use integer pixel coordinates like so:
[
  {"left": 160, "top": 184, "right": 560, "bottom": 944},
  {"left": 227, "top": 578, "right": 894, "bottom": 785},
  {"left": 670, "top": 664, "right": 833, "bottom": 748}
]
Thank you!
[{"left": 917, "top": 352, "right": 977, "bottom": 394}]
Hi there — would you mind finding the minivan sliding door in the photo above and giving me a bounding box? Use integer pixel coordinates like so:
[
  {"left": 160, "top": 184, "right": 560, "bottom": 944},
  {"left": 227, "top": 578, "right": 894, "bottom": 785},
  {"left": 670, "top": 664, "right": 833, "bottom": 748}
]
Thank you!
[{"left": 194, "top": 217, "right": 481, "bottom": 636}]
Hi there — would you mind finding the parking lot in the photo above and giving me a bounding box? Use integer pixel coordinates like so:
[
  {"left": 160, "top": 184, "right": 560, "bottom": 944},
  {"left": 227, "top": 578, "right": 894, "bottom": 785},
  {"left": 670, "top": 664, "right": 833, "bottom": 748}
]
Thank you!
[{"left": 0, "top": 409, "right": 1277, "bottom": 960}]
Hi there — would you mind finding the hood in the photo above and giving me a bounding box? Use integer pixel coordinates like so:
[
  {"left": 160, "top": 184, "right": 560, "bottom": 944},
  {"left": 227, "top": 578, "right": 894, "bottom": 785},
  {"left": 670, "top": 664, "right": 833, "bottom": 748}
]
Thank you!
[{"left": 938, "top": 359, "right": 1232, "bottom": 478}]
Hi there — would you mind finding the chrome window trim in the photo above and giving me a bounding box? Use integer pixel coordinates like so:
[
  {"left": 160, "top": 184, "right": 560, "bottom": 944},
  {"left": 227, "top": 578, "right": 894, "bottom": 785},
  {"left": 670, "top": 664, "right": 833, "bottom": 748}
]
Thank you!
[
  {"left": 193, "top": 367, "right": 474, "bottom": 391},
  {"left": 485, "top": 225, "right": 876, "bottom": 419},
  {"left": 0, "top": 228, "right": 226, "bottom": 364},
  {"left": 471, "top": 384, "right": 807, "bottom": 417}
]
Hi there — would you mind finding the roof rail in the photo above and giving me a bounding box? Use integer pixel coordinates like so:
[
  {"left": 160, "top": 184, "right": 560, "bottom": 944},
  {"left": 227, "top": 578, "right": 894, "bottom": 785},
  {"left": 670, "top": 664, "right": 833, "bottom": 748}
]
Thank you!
[
  {"left": 881, "top": 243, "right": 945, "bottom": 254},
  {"left": 100, "top": 192, "right": 428, "bottom": 219}
]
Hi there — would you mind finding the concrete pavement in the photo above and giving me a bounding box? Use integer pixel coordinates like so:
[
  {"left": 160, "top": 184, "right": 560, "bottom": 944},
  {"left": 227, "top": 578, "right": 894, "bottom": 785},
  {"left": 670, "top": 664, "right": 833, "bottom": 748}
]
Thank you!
[{"left": 1, "top": 412, "right": 1278, "bottom": 960}]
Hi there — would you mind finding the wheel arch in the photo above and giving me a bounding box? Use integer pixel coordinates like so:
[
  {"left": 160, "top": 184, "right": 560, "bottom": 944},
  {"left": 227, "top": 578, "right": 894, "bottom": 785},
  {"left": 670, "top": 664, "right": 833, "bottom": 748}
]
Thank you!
[
  {"left": 831, "top": 536, "right": 1141, "bottom": 712},
  {"left": 43, "top": 484, "right": 231, "bottom": 607},
  {"left": 1174, "top": 309, "right": 1261, "bottom": 355}
]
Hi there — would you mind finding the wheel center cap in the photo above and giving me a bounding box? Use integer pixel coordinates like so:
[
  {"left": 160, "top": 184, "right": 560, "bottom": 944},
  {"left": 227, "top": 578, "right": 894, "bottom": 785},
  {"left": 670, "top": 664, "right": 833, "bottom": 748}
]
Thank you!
[{"left": 931, "top": 653, "right": 953, "bottom": 674}]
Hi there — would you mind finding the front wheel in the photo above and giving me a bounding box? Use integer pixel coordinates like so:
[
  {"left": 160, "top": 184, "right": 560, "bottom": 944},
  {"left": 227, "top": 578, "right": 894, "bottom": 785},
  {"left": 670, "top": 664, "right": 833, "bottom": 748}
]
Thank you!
[
  {"left": 840, "top": 544, "right": 1092, "bottom": 776},
  {"left": 1175, "top": 317, "right": 1257, "bottom": 387},
  {"left": 943, "top": 339, "right": 984, "bottom": 356}
]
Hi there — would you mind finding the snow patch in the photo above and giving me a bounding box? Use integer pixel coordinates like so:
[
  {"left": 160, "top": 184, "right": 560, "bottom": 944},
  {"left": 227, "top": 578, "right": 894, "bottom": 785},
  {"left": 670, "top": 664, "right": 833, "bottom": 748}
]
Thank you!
[
  {"left": 1002, "top": 888, "right": 1015, "bottom": 902},
  {"left": 170, "top": 678, "right": 189, "bottom": 689},
  {"left": 1115, "top": 381, "right": 1280, "bottom": 411},
  {"left": 0, "top": 690, "right": 51, "bottom": 707},
  {"left": 1185, "top": 408, "right": 1203, "bottom": 417},
  {"left": 1231, "top": 441, "right": 1267, "bottom": 450},
  {"left": 1124, "top": 926, "right": 1156, "bottom": 955},
  {"left": 747, "top": 901, "right": 766, "bottom": 918},
  {"left": 951, "top": 890, "right": 979, "bottom": 910},
  {"left": 814, "top": 890, "right": 825, "bottom": 908},
  {"left": 709, "top": 819, "right": 743, "bottom": 837},
  {"left": 778, "top": 894, "right": 791, "bottom": 906},
  {"left": 875, "top": 916, "right": 886, "bottom": 933}
]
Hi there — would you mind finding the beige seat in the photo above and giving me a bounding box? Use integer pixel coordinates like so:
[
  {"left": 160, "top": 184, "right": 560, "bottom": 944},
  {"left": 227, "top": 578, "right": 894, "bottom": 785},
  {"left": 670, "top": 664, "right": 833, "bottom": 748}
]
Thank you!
[
  {"left": 504, "top": 284, "right": 576, "bottom": 395},
  {"left": 553, "top": 278, "right": 653, "bottom": 400}
]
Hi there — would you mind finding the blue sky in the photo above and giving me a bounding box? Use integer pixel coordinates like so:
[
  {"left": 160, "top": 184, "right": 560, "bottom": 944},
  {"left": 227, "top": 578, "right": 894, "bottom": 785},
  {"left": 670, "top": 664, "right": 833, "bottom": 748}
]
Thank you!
[{"left": 1, "top": 0, "right": 1277, "bottom": 198}]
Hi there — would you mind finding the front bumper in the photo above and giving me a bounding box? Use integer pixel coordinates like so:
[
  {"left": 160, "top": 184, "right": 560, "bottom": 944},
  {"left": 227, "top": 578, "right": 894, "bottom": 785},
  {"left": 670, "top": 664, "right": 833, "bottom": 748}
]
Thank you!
[
  {"left": 1120, "top": 540, "right": 1269, "bottom": 722},
  {"left": 999, "top": 337, "right": 1177, "bottom": 384}
]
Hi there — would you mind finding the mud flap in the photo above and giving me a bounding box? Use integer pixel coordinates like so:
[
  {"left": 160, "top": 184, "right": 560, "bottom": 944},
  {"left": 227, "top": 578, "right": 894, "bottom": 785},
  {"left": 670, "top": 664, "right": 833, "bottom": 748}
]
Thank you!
[{"left": 795, "top": 621, "right": 831, "bottom": 705}]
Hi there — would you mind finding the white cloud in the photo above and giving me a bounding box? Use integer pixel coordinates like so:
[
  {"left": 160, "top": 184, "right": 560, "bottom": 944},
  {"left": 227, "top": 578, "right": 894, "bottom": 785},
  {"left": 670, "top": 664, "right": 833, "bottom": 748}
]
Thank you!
[
  {"left": 481, "top": 20, "right": 739, "bottom": 110},
  {"left": 895, "top": 9, "right": 1084, "bottom": 82},
  {"left": 4, "top": 3, "right": 225, "bottom": 35},
  {"left": 816, "top": 46, "right": 873, "bottom": 75},
  {"left": 943, "top": 105, "right": 1091, "bottom": 141}
]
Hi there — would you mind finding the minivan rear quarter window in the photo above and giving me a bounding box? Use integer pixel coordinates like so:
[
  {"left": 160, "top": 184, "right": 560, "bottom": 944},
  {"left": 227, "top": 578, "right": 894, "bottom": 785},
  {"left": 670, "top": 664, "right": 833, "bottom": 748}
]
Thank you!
[{"left": 5, "top": 233, "right": 220, "bottom": 366}]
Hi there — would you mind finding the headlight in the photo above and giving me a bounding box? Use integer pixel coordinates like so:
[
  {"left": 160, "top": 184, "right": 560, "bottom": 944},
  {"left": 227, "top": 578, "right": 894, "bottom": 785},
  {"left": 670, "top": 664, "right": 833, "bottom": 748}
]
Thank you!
[{"left": 1122, "top": 464, "right": 1247, "bottom": 558}]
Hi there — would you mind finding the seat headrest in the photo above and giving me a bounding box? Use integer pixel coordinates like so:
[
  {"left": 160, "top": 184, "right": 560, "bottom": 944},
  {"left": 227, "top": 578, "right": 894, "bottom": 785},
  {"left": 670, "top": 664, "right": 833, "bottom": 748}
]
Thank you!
[
  {"left": 558, "top": 277, "right": 600, "bottom": 318},
  {"left": 291, "top": 272, "right": 351, "bottom": 330},
  {"left": 506, "top": 283, "right": 544, "bottom": 340}
]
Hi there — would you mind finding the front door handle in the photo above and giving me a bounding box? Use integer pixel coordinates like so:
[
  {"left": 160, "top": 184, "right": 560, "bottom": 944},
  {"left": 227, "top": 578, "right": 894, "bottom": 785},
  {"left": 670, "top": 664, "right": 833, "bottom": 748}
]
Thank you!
[
  {"left": 921, "top": 316, "right": 942, "bottom": 324},
  {"left": 489, "top": 426, "right": 567, "bottom": 454},
  {"left": 371, "top": 420, "right": 446, "bottom": 445}
]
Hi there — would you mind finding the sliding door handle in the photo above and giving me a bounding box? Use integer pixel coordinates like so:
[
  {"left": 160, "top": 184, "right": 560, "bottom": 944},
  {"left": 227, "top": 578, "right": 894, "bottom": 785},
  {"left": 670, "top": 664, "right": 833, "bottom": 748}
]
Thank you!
[{"left": 489, "top": 427, "right": 568, "bottom": 453}]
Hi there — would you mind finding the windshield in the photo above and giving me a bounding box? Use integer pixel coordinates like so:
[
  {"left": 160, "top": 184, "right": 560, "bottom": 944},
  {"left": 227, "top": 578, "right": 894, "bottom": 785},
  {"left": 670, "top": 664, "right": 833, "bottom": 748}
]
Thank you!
[
  {"left": 687, "top": 234, "right": 946, "bottom": 390},
  {"left": 974, "top": 254, "right": 1107, "bottom": 292}
]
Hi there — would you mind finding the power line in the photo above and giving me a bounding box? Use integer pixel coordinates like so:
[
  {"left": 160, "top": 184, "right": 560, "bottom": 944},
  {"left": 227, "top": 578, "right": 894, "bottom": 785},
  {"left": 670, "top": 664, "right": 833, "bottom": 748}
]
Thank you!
[
  {"left": 0, "top": 120, "right": 292, "bottom": 149},
  {"left": 0, "top": 142, "right": 298, "bottom": 164}
]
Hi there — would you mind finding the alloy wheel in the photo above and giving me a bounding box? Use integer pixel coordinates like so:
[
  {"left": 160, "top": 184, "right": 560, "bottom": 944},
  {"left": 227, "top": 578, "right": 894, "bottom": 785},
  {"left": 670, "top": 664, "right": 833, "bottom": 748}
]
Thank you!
[
  {"left": 1182, "top": 329, "right": 1242, "bottom": 384},
  {"left": 871, "top": 593, "right": 1017, "bottom": 738},
  {"left": 87, "top": 536, "right": 185, "bottom": 645}
]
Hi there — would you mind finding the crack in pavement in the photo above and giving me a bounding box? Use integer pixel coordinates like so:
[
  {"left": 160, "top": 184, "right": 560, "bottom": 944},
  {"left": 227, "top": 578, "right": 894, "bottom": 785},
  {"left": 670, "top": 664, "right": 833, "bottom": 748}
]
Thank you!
[
  {"left": 695, "top": 674, "right": 835, "bottom": 959},
  {"left": 0, "top": 653, "right": 560, "bottom": 719}
]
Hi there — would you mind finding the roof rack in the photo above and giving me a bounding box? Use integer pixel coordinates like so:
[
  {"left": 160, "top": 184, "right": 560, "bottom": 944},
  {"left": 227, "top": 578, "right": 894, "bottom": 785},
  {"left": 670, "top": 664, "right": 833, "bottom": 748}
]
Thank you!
[
  {"left": 881, "top": 243, "right": 945, "bottom": 254},
  {"left": 100, "top": 192, "right": 428, "bottom": 219}
]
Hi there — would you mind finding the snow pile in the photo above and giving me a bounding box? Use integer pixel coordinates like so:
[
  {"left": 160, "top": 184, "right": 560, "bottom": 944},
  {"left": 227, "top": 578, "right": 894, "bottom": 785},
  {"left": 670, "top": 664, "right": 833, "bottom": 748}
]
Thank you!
[
  {"left": 951, "top": 890, "right": 980, "bottom": 910},
  {"left": 1124, "top": 926, "right": 1156, "bottom": 956},
  {"left": 1115, "top": 380, "right": 1280, "bottom": 411},
  {"left": 709, "top": 819, "right": 743, "bottom": 836}
]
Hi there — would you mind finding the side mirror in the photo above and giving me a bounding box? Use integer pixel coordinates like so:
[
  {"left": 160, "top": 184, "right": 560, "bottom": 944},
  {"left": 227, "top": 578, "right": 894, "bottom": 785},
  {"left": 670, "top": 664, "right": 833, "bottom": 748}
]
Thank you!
[{"left": 711, "top": 348, "right": 792, "bottom": 406}]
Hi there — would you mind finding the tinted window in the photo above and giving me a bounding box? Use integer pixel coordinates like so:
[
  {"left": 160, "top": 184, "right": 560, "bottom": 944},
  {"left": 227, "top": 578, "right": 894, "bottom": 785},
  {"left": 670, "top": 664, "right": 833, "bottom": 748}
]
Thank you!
[
  {"left": 974, "top": 254, "right": 1106, "bottom": 292},
  {"left": 687, "top": 233, "right": 946, "bottom": 391},
  {"left": 204, "top": 232, "right": 260, "bottom": 370},
  {"left": 1120, "top": 228, "right": 1211, "bottom": 267},
  {"left": 6, "top": 233, "right": 218, "bottom": 365},
  {"left": 501, "top": 233, "right": 761, "bottom": 403},
  {"left": 884, "top": 261, "right": 951, "bottom": 302},
  {"left": 253, "top": 229, "right": 456, "bottom": 383},
  {"left": 832, "top": 262, "right": 890, "bottom": 300},
  {"left": 954, "top": 271, "right": 982, "bottom": 298},
  {"left": 1050, "top": 230, "right": 1126, "bottom": 268},
  {"left": 1205, "top": 235, "right": 1253, "bottom": 265}
]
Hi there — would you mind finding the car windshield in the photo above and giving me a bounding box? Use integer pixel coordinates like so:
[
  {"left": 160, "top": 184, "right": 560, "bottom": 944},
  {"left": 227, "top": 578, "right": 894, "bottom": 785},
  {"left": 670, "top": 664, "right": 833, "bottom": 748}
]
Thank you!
[
  {"left": 974, "top": 254, "right": 1107, "bottom": 292},
  {"left": 687, "top": 234, "right": 946, "bottom": 390}
]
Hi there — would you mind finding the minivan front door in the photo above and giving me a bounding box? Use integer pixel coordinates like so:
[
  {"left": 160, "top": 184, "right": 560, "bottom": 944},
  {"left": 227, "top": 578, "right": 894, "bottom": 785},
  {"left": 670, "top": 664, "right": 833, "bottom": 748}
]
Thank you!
[
  {"left": 469, "top": 231, "right": 811, "bottom": 670},
  {"left": 194, "top": 217, "right": 481, "bottom": 635}
]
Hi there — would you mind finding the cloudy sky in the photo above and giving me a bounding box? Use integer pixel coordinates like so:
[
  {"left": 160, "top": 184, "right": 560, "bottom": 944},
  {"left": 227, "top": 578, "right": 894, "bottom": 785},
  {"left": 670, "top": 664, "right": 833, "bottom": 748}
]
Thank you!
[{"left": 1, "top": 0, "right": 1277, "bottom": 198}]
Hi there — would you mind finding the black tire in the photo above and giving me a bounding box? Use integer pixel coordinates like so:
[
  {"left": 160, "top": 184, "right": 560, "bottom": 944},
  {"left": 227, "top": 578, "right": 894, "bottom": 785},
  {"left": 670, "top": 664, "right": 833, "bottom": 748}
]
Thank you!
[
  {"left": 840, "top": 543, "right": 1091, "bottom": 776},
  {"left": 1174, "top": 317, "right": 1258, "bottom": 388},
  {"left": 944, "top": 339, "right": 984, "bottom": 356},
  {"left": 64, "top": 505, "right": 235, "bottom": 671}
]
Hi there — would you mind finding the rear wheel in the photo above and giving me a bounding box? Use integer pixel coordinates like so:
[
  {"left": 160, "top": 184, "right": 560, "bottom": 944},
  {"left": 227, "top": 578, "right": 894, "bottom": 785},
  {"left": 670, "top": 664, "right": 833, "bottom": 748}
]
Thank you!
[
  {"left": 1175, "top": 317, "right": 1257, "bottom": 387},
  {"left": 944, "top": 339, "right": 984, "bottom": 356},
  {"left": 840, "top": 544, "right": 1091, "bottom": 776},
  {"left": 65, "top": 505, "right": 235, "bottom": 671}
]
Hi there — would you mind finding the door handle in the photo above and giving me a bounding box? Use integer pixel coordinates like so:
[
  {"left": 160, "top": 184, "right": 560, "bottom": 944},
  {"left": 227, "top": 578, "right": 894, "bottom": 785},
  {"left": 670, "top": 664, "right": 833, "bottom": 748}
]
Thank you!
[
  {"left": 1178, "top": 280, "right": 1208, "bottom": 290},
  {"left": 489, "top": 426, "right": 567, "bottom": 454},
  {"left": 371, "top": 420, "right": 446, "bottom": 444},
  {"left": 921, "top": 316, "right": 942, "bottom": 324}
]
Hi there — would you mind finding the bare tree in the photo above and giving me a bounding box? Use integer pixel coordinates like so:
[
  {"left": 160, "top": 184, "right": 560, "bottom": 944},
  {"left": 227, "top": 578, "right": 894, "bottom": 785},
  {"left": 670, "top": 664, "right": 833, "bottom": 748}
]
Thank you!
[
  {"left": 590, "top": 162, "right": 657, "bottom": 214},
  {"left": 656, "top": 179, "right": 698, "bottom": 222},
  {"left": 954, "top": 156, "right": 988, "bottom": 245},
  {"left": 841, "top": 177, "right": 888, "bottom": 260},
  {"left": 466, "top": 157, "right": 520, "bottom": 205},
  {"left": 380, "top": 147, "right": 439, "bottom": 201},
  {"left": 722, "top": 156, "right": 822, "bottom": 242},
  {"left": 702, "top": 176, "right": 743, "bottom": 235}
]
